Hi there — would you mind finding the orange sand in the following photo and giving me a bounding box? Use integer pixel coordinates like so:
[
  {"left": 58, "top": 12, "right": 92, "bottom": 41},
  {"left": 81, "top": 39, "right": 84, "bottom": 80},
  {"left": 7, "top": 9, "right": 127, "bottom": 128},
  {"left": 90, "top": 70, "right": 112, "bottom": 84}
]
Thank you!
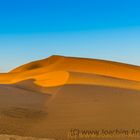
[{"left": 0, "top": 55, "right": 140, "bottom": 90}]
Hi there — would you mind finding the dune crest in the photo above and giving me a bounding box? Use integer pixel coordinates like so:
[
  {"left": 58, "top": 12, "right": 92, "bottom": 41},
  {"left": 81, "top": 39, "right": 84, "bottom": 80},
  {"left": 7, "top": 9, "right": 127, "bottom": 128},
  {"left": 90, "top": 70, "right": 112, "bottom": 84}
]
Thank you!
[{"left": 10, "top": 55, "right": 64, "bottom": 73}]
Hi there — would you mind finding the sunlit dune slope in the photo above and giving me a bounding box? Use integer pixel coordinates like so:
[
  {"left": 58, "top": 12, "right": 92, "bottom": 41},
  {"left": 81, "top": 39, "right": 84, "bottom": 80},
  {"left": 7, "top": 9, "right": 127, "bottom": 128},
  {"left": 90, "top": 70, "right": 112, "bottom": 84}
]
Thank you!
[
  {"left": 10, "top": 55, "right": 140, "bottom": 81},
  {"left": 0, "top": 55, "right": 140, "bottom": 89}
]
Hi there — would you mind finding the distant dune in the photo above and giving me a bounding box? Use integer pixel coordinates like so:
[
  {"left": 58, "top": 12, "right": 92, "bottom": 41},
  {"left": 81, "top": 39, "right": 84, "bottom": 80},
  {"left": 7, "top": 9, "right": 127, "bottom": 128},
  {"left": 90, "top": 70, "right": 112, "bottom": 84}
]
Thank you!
[{"left": 0, "top": 55, "right": 140, "bottom": 140}]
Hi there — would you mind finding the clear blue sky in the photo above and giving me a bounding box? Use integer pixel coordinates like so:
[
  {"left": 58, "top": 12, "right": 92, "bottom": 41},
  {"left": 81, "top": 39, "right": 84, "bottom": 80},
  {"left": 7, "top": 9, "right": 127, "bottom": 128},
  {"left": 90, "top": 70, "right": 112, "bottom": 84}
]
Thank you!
[{"left": 0, "top": 0, "right": 140, "bottom": 72}]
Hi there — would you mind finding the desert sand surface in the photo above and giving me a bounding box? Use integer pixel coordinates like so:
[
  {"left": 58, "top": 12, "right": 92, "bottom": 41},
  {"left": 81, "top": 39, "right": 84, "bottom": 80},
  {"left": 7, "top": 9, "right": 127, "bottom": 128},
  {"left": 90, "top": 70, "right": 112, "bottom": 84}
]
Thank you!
[
  {"left": 0, "top": 55, "right": 140, "bottom": 140},
  {"left": 0, "top": 134, "right": 53, "bottom": 140}
]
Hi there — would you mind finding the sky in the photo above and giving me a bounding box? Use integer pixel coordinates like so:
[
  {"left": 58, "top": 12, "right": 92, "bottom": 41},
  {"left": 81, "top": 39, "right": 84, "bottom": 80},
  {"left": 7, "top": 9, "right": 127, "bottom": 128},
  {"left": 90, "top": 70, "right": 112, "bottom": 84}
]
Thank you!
[{"left": 0, "top": 0, "right": 140, "bottom": 72}]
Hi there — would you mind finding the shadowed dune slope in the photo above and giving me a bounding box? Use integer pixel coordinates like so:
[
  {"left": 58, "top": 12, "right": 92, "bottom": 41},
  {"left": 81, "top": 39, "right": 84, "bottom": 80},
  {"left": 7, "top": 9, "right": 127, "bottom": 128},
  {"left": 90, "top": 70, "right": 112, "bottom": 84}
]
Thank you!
[{"left": 0, "top": 83, "right": 140, "bottom": 139}]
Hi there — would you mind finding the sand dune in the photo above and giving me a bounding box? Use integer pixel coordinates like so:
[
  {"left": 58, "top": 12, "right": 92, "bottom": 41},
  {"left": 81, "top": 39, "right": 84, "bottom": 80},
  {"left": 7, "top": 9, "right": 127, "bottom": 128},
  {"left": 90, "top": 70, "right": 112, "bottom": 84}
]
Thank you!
[
  {"left": 0, "top": 55, "right": 140, "bottom": 89},
  {"left": 9, "top": 55, "right": 140, "bottom": 81},
  {"left": 0, "top": 55, "right": 140, "bottom": 140}
]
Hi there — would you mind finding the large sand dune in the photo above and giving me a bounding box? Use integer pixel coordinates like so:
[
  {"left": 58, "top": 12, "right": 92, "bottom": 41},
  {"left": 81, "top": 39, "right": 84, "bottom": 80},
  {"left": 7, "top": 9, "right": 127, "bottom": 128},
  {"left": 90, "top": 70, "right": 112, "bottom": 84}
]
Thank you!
[{"left": 0, "top": 55, "right": 140, "bottom": 140}]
